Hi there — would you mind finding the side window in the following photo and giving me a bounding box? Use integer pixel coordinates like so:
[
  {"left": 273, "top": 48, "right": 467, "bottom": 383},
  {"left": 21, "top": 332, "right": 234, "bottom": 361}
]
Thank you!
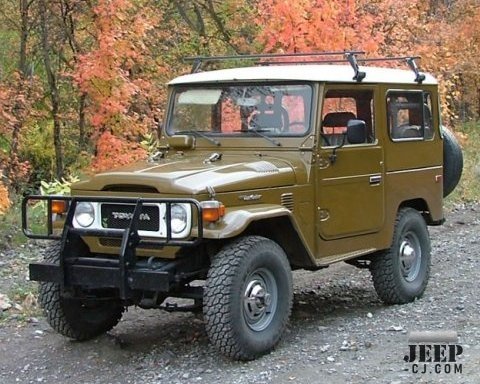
[
  {"left": 321, "top": 89, "right": 374, "bottom": 147},
  {"left": 387, "top": 91, "right": 433, "bottom": 141}
]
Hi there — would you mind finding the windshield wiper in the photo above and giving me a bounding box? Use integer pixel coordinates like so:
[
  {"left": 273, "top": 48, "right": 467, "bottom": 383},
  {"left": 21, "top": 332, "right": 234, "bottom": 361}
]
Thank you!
[
  {"left": 176, "top": 130, "right": 220, "bottom": 146},
  {"left": 248, "top": 129, "right": 281, "bottom": 147}
]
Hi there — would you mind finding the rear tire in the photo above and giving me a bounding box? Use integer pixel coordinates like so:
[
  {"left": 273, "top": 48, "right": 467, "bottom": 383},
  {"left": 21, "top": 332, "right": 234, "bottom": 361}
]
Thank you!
[
  {"left": 203, "top": 236, "right": 293, "bottom": 360},
  {"left": 38, "top": 243, "right": 124, "bottom": 340},
  {"left": 370, "top": 208, "right": 431, "bottom": 304}
]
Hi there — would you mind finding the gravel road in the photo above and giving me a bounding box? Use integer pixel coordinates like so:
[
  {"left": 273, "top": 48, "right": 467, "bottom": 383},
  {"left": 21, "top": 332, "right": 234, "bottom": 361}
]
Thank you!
[{"left": 0, "top": 203, "right": 479, "bottom": 384}]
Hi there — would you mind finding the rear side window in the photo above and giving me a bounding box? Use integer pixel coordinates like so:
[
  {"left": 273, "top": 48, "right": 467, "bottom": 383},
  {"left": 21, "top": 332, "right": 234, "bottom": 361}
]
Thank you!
[{"left": 387, "top": 91, "right": 433, "bottom": 141}]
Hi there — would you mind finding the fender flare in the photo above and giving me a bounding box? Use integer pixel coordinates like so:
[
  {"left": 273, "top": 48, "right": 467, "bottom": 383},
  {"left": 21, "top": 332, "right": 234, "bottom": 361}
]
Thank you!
[{"left": 202, "top": 204, "right": 317, "bottom": 268}]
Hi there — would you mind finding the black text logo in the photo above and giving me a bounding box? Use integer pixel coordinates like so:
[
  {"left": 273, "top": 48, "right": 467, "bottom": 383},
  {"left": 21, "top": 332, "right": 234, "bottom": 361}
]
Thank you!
[{"left": 404, "top": 331, "right": 463, "bottom": 375}]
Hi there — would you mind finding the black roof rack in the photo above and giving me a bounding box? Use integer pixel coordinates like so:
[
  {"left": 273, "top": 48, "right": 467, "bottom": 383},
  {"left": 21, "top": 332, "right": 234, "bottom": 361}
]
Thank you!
[
  {"left": 183, "top": 51, "right": 426, "bottom": 84},
  {"left": 359, "top": 56, "right": 426, "bottom": 84},
  {"left": 183, "top": 51, "right": 364, "bottom": 75}
]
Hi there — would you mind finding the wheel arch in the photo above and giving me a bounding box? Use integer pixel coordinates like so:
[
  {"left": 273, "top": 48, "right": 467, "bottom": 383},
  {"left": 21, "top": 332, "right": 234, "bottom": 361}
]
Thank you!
[
  {"left": 242, "top": 216, "right": 317, "bottom": 269},
  {"left": 398, "top": 198, "right": 435, "bottom": 225}
]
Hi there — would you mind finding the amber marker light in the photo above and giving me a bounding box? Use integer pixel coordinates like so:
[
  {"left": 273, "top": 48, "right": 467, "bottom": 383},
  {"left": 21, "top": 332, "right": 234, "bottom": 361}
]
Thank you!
[
  {"left": 51, "top": 200, "right": 68, "bottom": 215},
  {"left": 200, "top": 200, "right": 226, "bottom": 222}
]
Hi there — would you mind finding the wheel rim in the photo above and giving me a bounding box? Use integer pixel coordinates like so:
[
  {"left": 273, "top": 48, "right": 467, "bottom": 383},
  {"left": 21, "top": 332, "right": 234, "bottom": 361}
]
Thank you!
[
  {"left": 242, "top": 268, "right": 278, "bottom": 332},
  {"left": 399, "top": 231, "right": 422, "bottom": 282}
]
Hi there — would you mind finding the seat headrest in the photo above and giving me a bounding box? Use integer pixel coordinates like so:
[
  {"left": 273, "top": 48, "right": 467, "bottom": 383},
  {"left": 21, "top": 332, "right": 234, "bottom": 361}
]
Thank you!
[{"left": 323, "top": 112, "right": 356, "bottom": 127}]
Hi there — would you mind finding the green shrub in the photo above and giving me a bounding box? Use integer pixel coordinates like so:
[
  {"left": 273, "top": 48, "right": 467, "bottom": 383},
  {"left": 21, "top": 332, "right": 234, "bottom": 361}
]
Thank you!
[
  {"left": 140, "top": 132, "right": 160, "bottom": 156},
  {"left": 20, "top": 122, "right": 57, "bottom": 185},
  {"left": 445, "top": 123, "right": 480, "bottom": 205},
  {"left": 39, "top": 175, "right": 80, "bottom": 196}
]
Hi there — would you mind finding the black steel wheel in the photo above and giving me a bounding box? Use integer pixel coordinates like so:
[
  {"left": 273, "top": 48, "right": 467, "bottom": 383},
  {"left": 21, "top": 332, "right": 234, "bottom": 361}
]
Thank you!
[{"left": 203, "top": 236, "right": 293, "bottom": 360}]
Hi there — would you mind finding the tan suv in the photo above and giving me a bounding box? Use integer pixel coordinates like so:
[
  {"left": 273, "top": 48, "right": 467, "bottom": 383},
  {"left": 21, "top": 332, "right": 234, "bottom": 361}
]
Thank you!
[{"left": 23, "top": 52, "right": 463, "bottom": 360}]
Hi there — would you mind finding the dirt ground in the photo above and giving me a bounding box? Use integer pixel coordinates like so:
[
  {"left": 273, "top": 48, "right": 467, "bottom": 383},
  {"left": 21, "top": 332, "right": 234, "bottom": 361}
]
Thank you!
[{"left": 0, "top": 203, "right": 479, "bottom": 384}]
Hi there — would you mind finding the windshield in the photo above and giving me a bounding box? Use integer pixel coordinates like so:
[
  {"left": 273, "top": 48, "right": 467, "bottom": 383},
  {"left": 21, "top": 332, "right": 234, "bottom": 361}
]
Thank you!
[{"left": 167, "top": 84, "right": 312, "bottom": 138}]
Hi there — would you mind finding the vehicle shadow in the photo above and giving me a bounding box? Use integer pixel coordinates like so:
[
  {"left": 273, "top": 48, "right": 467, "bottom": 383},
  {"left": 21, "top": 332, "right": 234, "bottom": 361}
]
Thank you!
[
  {"left": 58, "top": 264, "right": 385, "bottom": 361},
  {"left": 83, "top": 276, "right": 385, "bottom": 358},
  {"left": 291, "top": 283, "right": 383, "bottom": 322}
]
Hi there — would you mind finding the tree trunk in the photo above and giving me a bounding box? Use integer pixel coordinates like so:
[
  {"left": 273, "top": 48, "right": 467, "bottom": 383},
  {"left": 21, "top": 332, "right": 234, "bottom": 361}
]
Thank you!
[
  {"left": 19, "top": 0, "right": 29, "bottom": 76},
  {"left": 39, "top": 0, "right": 64, "bottom": 179},
  {"left": 60, "top": 0, "right": 89, "bottom": 151},
  {"left": 4, "top": 0, "right": 30, "bottom": 193},
  {"left": 78, "top": 92, "right": 87, "bottom": 149}
]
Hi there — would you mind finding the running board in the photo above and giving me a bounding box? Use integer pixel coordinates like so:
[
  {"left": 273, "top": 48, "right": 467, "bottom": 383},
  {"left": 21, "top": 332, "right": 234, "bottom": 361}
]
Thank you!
[{"left": 316, "top": 248, "right": 377, "bottom": 267}]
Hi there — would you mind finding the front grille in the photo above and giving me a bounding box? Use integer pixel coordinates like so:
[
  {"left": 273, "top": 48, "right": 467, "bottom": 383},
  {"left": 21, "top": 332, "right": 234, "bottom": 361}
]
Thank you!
[{"left": 100, "top": 204, "right": 160, "bottom": 231}]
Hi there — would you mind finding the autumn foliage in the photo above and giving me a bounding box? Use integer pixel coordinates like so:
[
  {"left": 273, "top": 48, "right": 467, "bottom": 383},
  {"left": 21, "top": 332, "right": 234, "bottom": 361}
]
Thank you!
[
  {"left": 1, "top": 0, "right": 480, "bottom": 211},
  {"left": 258, "top": 0, "right": 383, "bottom": 54},
  {"left": 0, "top": 72, "right": 36, "bottom": 192},
  {"left": 257, "top": 0, "right": 480, "bottom": 125},
  {"left": 0, "top": 182, "right": 10, "bottom": 214},
  {"left": 91, "top": 132, "right": 146, "bottom": 173},
  {"left": 74, "top": 0, "right": 160, "bottom": 132}
]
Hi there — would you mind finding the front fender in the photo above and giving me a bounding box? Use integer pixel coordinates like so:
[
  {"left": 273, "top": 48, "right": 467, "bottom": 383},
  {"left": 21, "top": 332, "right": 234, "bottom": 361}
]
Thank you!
[
  {"left": 203, "top": 204, "right": 293, "bottom": 239},
  {"left": 202, "top": 203, "right": 317, "bottom": 269}
]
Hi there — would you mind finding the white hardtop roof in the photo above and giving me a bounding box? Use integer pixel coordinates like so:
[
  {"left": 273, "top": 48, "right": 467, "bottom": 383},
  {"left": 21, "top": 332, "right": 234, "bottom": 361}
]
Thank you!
[{"left": 169, "top": 64, "right": 437, "bottom": 86}]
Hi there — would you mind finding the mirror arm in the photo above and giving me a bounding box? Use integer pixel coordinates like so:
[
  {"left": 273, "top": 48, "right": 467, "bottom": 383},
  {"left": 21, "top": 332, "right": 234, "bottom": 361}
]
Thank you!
[{"left": 328, "top": 135, "right": 346, "bottom": 164}]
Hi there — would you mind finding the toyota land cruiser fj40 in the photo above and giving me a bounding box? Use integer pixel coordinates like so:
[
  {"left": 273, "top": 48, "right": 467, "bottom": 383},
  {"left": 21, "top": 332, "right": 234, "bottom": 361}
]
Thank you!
[{"left": 23, "top": 51, "right": 463, "bottom": 360}]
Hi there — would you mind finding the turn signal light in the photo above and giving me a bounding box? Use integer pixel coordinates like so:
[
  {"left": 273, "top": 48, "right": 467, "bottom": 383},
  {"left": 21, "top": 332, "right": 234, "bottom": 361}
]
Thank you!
[
  {"left": 200, "top": 201, "right": 225, "bottom": 222},
  {"left": 51, "top": 200, "right": 67, "bottom": 214}
]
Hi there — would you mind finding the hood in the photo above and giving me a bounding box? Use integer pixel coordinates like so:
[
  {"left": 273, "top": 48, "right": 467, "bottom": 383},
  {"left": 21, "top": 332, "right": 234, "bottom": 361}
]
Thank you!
[{"left": 72, "top": 154, "right": 297, "bottom": 195}]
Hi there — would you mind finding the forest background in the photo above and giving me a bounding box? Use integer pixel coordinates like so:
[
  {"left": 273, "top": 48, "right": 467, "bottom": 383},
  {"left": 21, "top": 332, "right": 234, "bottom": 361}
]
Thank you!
[{"left": 1, "top": 0, "right": 480, "bottom": 215}]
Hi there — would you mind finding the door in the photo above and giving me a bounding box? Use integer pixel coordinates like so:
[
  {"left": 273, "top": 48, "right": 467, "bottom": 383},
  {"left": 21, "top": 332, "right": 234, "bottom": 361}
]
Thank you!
[{"left": 316, "top": 87, "right": 385, "bottom": 240}]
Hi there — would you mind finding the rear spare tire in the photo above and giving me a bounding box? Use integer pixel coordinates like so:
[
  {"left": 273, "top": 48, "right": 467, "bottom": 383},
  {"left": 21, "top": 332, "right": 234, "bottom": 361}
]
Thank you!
[{"left": 442, "top": 126, "right": 463, "bottom": 197}]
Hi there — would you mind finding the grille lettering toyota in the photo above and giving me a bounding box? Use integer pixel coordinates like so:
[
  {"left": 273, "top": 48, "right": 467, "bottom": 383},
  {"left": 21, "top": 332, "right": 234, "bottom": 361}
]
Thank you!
[{"left": 111, "top": 212, "right": 151, "bottom": 221}]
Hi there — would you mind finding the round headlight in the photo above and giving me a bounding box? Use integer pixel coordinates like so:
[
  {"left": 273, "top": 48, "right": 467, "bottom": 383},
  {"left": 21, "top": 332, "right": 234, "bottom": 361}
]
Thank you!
[
  {"left": 170, "top": 204, "right": 187, "bottom": 234},
  {"left": 75, "top": 202, "right": 95, "bottom": 227}
]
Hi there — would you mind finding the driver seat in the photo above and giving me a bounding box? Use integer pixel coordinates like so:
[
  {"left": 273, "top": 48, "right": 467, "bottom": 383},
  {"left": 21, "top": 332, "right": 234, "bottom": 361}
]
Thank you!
[{"left": 250, "top": 95, "right": 289, "bottom": 131}]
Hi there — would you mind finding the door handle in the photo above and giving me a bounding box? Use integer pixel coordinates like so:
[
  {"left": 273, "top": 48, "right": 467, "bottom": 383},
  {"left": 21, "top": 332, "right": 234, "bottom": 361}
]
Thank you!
[{"left": 369, "top": 175, "right": 382, "bottom": 185}]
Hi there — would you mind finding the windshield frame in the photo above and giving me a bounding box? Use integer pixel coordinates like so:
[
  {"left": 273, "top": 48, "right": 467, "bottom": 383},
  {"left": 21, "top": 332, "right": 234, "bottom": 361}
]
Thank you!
[{"left": 165, "top": 81, "right": 315, "bottom": 142}]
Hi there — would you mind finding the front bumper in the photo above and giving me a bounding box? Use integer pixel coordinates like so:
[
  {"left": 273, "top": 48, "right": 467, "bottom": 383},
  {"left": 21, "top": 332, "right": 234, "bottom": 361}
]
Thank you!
[
  {"left": 23, "top": 195, "right": 204, "bottom": 298},
  {"left": 29, "top": 258, "right": 172, "bottom": 292}
]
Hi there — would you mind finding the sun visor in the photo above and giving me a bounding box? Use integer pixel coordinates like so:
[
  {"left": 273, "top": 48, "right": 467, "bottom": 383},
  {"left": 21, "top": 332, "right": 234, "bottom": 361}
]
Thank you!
[{"left": 178, "top": 89, "right": 222, "bottom": 105}]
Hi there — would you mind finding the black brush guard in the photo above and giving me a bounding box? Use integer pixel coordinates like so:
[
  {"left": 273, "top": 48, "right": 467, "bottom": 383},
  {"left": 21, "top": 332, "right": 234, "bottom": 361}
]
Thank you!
[{"left": 22, "top": 196, "right": 203, "bottom": 300}]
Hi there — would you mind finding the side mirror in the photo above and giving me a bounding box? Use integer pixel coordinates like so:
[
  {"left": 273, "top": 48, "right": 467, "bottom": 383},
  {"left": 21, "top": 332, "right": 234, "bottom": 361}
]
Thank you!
[{"left": 347, "top": 119, "right": 367, "bottom": 144}]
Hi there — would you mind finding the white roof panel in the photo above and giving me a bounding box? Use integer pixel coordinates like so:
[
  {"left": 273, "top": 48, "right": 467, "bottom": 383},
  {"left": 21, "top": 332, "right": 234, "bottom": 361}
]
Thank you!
[{"left": 169, "top": 65, "right": 437, "bottom": 86}]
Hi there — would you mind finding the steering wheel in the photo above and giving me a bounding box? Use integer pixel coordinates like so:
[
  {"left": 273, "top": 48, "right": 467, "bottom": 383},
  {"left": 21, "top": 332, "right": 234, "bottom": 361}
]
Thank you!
[{"left": 394, "top": 124, "right": 422, "bottom": 139}]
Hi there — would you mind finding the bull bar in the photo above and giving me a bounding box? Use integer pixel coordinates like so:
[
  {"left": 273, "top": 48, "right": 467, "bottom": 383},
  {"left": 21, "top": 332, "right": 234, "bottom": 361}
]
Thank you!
[{"left": 22, "top": 195, "right": 204, "bottom": 300}]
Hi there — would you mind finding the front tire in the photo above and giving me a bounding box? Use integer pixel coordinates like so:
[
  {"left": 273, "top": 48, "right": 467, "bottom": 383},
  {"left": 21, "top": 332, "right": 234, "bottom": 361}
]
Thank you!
[
  {"left": 370, "top": 208, "right": 431, "bottom": 304},
  {"left": 203, "top": 236, "right": 293, "bottom": 360},
  {"left": 38, "top": 243, "right": 124, "bottom": 341}
]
